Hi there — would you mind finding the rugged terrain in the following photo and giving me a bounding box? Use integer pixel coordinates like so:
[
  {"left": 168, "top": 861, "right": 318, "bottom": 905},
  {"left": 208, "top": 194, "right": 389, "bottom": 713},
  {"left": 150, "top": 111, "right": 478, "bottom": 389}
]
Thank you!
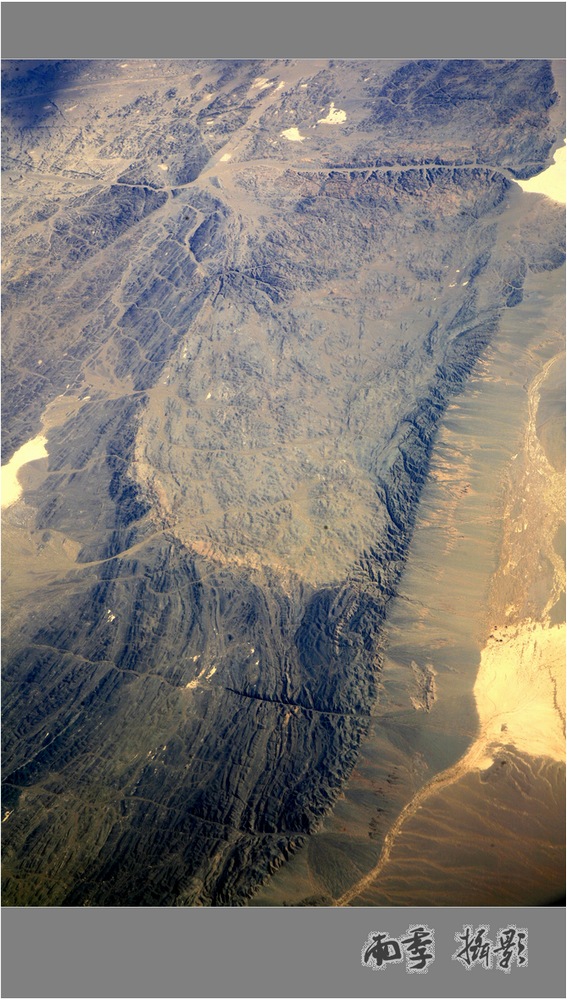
[{"left": 2, "top": 59, "right": 565, "bottom": 905}]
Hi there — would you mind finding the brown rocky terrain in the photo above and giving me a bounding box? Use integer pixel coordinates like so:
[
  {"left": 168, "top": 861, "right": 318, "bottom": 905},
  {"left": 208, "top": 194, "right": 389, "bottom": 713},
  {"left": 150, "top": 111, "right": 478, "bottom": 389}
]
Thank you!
[{"left": 2, "top": 58, "right": 564, "bottom": 905}]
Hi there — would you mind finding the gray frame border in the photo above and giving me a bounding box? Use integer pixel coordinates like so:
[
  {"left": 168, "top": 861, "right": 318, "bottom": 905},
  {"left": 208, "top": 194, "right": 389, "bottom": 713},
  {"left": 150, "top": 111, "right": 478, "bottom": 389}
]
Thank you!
[{"left": 1, "top": 2, "right": 566, "bottom": 59}]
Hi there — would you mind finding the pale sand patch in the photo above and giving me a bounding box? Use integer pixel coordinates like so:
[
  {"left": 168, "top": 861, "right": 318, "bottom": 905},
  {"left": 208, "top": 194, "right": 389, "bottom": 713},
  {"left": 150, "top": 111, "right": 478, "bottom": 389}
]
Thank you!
[
  {"left": 517, "top": 142, "right": 566, "bottom": 203},
  {"left": 1, "top": 434, "right": 48, "bottom": 509},
  {"left": 158, "top": 163, "right": 168, "bottom": 171},
  {"left": 219, "top": 153, "right": 232, "bottom": 162},
  {"left": 280, "top": 127, "right": 305, "bottom": 143},
  {"left": 337, "top": 619, "right": 566, "bottom": 907},
  {"left": 472, "top": 349, "right": 566, "bottom": 767},
  {"left": 185, "top": 663, "right": 209, "bottom": 689},
  {"left": 474, "top": 621, "right": 566, "bottom": 766},
  {"left": 251, "top": 77, "right": 273, "bottom": 91},
  {"left": 317, "top": 101, "right": 347, "bottom": 125}
]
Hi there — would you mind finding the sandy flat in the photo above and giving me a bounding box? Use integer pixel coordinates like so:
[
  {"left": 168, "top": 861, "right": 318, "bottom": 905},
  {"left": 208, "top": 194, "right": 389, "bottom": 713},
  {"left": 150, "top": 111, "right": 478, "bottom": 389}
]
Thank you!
[
  {"left": 1, "top": 434, "right": 48, "bottom": 509},
  {"left": 280, "top": 127, "right": 305, "bottom": 143},
  {"left": 474, "top": 620, "right": 565, "bottom": 766},
  {"left": 317, "top": 101, "right": 347, "bottom": 125},
  {"left": 518, "top": 142, "right": 566, "bottom": 203}
]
